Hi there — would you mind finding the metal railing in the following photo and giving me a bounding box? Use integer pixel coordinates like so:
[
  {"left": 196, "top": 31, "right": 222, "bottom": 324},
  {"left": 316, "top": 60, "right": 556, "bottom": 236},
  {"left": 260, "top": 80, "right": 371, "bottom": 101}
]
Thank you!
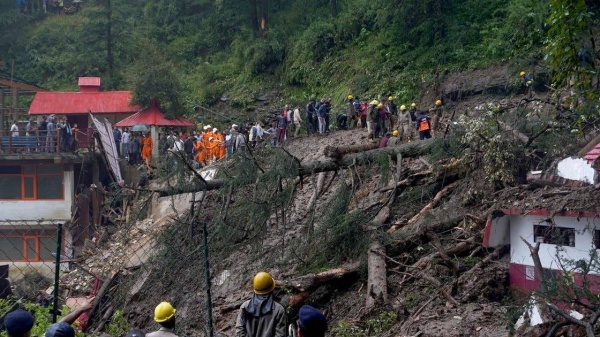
[{"left": 0, "top": 128, "right": 93, "bottom": 154}]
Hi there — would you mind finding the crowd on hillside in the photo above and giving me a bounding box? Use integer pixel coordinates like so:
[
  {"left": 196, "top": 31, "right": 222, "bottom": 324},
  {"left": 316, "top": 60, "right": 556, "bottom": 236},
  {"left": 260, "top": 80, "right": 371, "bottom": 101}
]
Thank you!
[{"left": 114, "top": 96, "right": 447, "bottom": 175}]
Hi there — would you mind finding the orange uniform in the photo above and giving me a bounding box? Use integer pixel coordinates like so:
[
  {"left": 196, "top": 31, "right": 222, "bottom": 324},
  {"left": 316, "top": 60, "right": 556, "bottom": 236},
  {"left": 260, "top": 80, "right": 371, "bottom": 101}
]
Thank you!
[
  {"left": 206, "top": 139, "right": 217, "bottom": 162},
  {"left": 215, "top": 132, "right": 225, "bottom": 159},
  {"left": 141, "top": 137, "right": 153, "bottom": 160},
  {"left": 194, "top": 140, "right": 207, "bottom": 164}
]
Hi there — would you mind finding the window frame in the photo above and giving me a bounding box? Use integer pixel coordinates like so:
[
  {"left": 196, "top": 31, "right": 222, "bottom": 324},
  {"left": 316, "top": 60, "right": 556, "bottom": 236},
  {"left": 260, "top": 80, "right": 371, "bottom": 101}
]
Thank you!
[
  {"left": 0, "top": 230, "right": 57, "bottom": 262},
  {"left": 0, "top": 164, "right": 64, "bottom": 201},
  {"left": 533, "top": 224, "right": 576, "bottom": 247}
]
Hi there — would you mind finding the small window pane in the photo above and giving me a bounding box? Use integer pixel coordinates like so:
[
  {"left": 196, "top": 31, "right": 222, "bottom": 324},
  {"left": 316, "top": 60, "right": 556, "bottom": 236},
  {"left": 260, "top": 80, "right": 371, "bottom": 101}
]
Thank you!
[
  {"left": 24, "top": 177, "right": 34, "bottom": 199},
  {"left": 0, "top": 238, "right": 24, "bottom": 261},
  {"left": 25, "top": 239, "right": 36, "bottom": 261},
  {"left": 0, "top": 166, "right": 21, "bottom": 174},
  {"left": 37, "top": 164, "right": 63, "bottom": 174},
  {"left": 0, "top": 176, "right": 21, "bottom": 199},
  {"left": 23, "top": 165, "right": 35, "bottom": 174},
  {"left": 39, "top": 237, "right": 57, "bottom": 261},
  {"left": 37, "top": 176, "right": 63, "bottom": 199}
]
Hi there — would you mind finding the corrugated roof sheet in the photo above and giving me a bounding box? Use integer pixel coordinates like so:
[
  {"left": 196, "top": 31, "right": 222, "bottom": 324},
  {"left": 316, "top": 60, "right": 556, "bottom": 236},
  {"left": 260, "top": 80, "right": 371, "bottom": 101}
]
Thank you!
[
  {"left": 114, "top": 100, "right": 195, "bottom": 127},
  {"left": 584, "top": 143, "right": 600, "bottom": 170},
  {"left": 78, "top": 77, "right": 101, "bottom": 87},
  {"left": 29, "top": 91, "right": 138, "bottom": 115}
]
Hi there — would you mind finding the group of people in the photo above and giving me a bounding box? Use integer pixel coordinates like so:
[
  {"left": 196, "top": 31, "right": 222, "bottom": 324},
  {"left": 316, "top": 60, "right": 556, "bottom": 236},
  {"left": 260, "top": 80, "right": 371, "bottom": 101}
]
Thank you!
[
  {"left": 236, "top": 271, "right": 327, "bottom": 337},
  {"left": 112, "top": 127, "right": 153, "bottom": 173},
  {"left": 8, "top": 116, "right": 78, "bottom": 153},
  {"left": 273, "top": 96, "right": 445, "bottom": 143},
  {"left": 1, "top": 271, "right": 327, "bottom": 337}
]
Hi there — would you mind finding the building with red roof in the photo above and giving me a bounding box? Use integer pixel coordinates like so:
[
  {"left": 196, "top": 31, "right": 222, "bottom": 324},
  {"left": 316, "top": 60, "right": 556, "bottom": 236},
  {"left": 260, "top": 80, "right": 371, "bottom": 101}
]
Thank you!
[{"left": 28, "top": 77, "right": 139, "bottom": 130}]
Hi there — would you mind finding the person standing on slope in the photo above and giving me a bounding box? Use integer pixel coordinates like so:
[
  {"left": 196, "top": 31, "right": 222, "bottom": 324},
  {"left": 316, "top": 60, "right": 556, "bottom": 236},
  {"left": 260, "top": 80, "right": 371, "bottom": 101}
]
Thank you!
[
  {"left": 235, "top": 271, "right": 286, "bottom": 337},
  {"left": 147, "top": 302, "right": 178, "bottom": 337}
]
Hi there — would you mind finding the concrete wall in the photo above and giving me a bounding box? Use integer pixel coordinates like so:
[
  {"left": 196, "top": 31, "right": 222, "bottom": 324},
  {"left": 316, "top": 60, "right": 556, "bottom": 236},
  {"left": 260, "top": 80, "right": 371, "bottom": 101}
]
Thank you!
[
  {"left": 0, "top": 168, "right": 74, "bottom": 222},
  {"left": 509, "top": 215, "right": 600, "bottom": 273}
]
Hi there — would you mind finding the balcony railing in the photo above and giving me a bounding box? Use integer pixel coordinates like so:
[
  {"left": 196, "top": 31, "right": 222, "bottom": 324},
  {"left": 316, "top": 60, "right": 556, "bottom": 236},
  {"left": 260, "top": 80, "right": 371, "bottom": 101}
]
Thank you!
[{"left": 0, "top": 128, "right": 93, "bottom": 155}]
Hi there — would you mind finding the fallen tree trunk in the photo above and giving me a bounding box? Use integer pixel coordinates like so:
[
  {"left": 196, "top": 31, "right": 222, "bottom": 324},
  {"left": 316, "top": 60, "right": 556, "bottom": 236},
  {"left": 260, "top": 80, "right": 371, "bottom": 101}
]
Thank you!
[
  {"left": 324, "top": 143, "right": 378, "bottom": 158},
  {"left": 157, "top": 139, "right": 446, "bottom": 196},
  {"left": 281, "top": 262, "right": 361, "bottom": 292},
  {"left": 299, "top": 138, "right": 446, "bottom": 176},
  {"left": 366, "top": 206, "right": 390, "bottom": 309},
  {"left": 387, "top": 213, "right": 465, "bottom": 256}
]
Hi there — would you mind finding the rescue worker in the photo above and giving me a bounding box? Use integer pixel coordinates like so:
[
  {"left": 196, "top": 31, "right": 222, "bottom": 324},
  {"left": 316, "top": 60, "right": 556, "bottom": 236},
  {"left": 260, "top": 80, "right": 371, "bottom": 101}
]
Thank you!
[
  {"left": 387, "top": 130, "right": 399, "bottom": 146},
  {"left": 416, "top": 109, "right": 433, "bottom": 140},
  {"left": 235, "top": 271, "right": 286, "bottom": 337},
  {"left": 386, "top": 96, "right": 398, "bottom": 132},
  {"left": 194, "top": 137, "right": 207, "bottom": 166},
  {"left": 366, "top": 100, "right": 379, "bottom": 141},
  {"left": 430, "top": 99, "right": 443, "bottom": 138},
  {"left": 296, "top": 305, "right": 327, "bottom": 337},
  {"left": 519, "top": 71, "right": 534, "bottom": 98},
  {"left": 207, "top": 137, "right": 217, "bottom": 163},
  {"left": 346, "top": 95, "right": 357, "bottom": 129},
  {"left": 408, "top": 103, "right": 418, "bottom": 124},
  {"left": 147, "top": 302, "right": 178, "bottom": 337},
  {"left": 397, "top": 105, "right": 411, "bottom": 142},
  {"left": 213, "top": 128, "right": 226, "bottom": 160},
  {"left": 376, "top": 102, "right": 386, "bottom": 137}
]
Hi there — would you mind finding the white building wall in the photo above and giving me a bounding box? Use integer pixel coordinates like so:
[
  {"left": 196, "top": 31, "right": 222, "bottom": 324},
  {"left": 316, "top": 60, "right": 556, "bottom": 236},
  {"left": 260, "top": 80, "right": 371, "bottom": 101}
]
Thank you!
[
  {"left": 0, "top": 169, "right": 74, "bottom": 223},
  {"left": 510, "top": 215, "right": 600, "bottom": 273}
]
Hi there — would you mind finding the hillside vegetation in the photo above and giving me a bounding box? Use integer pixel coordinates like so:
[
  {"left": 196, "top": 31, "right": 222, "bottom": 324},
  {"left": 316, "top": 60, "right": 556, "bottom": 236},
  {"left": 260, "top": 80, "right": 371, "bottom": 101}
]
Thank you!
[{"left": 2, "top": 0, "right": 597, "bottom": 117}]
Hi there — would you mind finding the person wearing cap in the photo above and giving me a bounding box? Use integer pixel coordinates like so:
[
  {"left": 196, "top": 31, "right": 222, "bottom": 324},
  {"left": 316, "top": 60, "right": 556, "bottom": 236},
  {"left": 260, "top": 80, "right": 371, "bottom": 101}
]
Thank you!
[
  {"left": 385, "top": 96, "right": 398, "bottom": 133},
  {"left": 126, "top": 329, "right": 145, "bottom": 337},
  {"left": 44, "top": 296, "right": 95, "bottom": 337},
  {"left": 296, "top": 305, "right": 327, "bottom": 337},
  {"left": 235, "top": 271, "right": 286, "bottom": 337},
  {"left": 397, "top": 105, "right": 411, "bottom": 142},
  {"left": 147, "top": 302, "right": 178, "bottom": 337},
  {"left": 387, "top": 130, "right": 399, "bottom": 146},
  {"left": 3, "top": 308, "right": 35, "bottom": 337}
]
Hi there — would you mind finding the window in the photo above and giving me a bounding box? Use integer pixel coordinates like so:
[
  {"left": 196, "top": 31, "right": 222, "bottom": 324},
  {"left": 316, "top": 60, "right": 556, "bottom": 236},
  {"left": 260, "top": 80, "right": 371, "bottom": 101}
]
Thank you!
[
  {"left": 533, "top": 224, "right": 575, "bottom": 247},
  {"left": 0, "top": 164, "right": 63, "bottom": 200},
  {"left": 0, "top": 228, "right": 58, "bottom": 262}
]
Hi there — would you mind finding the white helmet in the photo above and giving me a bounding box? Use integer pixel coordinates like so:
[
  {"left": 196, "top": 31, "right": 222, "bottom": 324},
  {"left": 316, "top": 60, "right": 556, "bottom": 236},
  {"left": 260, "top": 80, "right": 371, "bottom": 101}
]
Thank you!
[
  {"left": 203, "top": 126, "right": 209, "bottom": 130},
  {"left": 209, "top": 137, "right": 214, "bottom": 141},
  {"left": 206, "top": 124, "right": 211, "bottom": 129},
  {"left": 213, "top": 128, "right": 218, "bottom": 132}
]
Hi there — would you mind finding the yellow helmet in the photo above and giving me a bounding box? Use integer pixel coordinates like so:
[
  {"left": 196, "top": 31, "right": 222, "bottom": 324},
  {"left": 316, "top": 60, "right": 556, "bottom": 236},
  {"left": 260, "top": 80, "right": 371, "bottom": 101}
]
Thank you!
[
  {"left": 435, "top": 99, "right": 442, "bottom": 106},
  {"left": 392, "top": 130, "right": 399, "bottom": 136},
  {"left": 154, "top": 302, "right": 176, "bottom": 323},
  {"left": 411, "top": 103, "right": 417, "bottom": 107},
  {"left": 400, "top": 105, "right": 406, "bottom": 111},
  {"left": 253, "top": 272, "right": 275, "bottom": 295},
  {"left": 370, "top": 100, "right": 379, "bottom": 105},
  {"left": 347, "top": 95, "right": 353, "bottom": 100},
  {"left": 519, "top": 71, "right": 526, "bottom": 77},
  {"left": 388, "top": 96, "right": 394, "bottom": 101},
  {"left": 377, "top": 103, "right": 384, "bottom": 109}
]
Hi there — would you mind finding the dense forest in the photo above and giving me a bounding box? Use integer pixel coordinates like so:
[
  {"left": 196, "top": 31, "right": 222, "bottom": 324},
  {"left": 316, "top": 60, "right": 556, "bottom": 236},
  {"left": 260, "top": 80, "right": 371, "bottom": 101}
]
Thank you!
[{"left": 0, "top": 0, "right": 598, "bottom": 117}]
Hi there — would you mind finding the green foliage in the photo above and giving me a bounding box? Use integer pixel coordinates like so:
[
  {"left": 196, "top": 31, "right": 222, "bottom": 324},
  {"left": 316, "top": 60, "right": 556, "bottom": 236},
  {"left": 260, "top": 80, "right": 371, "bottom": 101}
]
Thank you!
[
  {"left": 105, "top": 310, "right": 130, "bottom": 336},
  {"left": 126, "top": 41, "right": 186, "bottom": 118},
  {"left": 0, "top": 299, "right": 84, "bottom": 337},
  {"left": 544, "top": 0, "right": 593, "bottom": 88},
  {"left": 331, "top": 311, "right": 398, "bottom": 337}
]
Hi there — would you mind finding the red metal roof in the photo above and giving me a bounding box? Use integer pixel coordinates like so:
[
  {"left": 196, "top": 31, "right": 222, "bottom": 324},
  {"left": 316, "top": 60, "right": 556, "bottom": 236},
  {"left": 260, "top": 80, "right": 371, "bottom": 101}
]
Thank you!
[
  {"left": 584, "top": 143, "right": 600, "bottom": 170},
  {"left": 78, "top": 77, "right": 101, "bottom": 87},
  {"left": 114, "top": 100, "right": 195, "bottom": 127},
  {"left": 29, "top": 91, "right": 138, "bottom": 115}
]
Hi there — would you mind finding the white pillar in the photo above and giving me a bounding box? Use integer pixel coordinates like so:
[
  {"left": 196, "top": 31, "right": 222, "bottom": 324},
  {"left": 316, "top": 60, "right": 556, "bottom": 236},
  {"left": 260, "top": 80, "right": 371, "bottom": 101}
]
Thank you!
[{"left": 151, "top": 125, "right": 158, "bottom": 157}]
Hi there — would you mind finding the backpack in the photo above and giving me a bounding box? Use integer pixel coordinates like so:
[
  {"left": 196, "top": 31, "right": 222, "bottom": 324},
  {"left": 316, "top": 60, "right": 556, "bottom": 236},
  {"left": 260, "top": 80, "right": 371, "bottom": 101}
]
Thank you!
[{"left": 418, "top": 117, "right": 430, "bottom": 131}]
